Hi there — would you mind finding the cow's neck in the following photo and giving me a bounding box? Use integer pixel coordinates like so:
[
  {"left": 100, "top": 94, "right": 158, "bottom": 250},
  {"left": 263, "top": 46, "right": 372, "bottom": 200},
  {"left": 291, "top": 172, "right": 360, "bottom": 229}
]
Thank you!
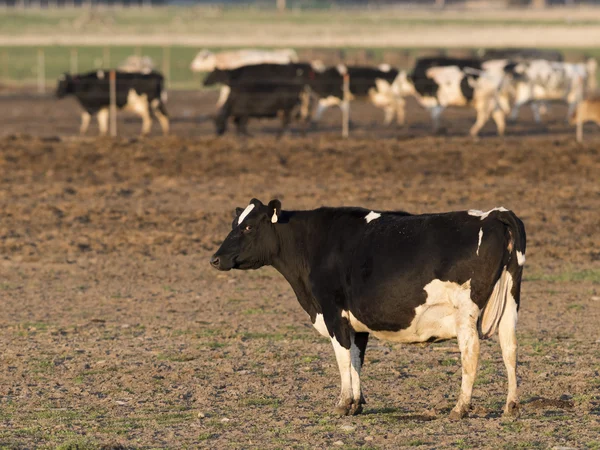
[{"left": 270, "top": 211, "right": 320, "bottom": 320}]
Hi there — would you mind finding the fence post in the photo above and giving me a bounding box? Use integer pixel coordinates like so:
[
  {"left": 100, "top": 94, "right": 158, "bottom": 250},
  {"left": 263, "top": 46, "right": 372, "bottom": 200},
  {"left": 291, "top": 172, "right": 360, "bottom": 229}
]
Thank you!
[
  {"left": 37, "top": 48, "right": 45, "bottom": 95},
  {"left": 103, "top": 46, "right": 110, "bottom": 68},
  {"left": 70, "top": 48, "right": 78, "bottom": 74},
  {"left": 109, "top": 70, "right": 117, "bottom": 137},
  {"left": 2, "top": 50, "right": 8, "bottom": 83},
  {"left": 342, "top": 73, "right": 350, "bottom": 138},
  {"left": 162, "top": 45, "right": 170, "bottom": 88}
]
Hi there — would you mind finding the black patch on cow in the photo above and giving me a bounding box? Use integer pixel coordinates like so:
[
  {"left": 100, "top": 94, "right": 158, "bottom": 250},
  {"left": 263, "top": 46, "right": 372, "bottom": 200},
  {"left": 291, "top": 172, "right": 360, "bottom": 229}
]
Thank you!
[
  {"left": 460, "top": 74, "right": 479, "bottom": 102},
  {"left": 409, "top": 57, "right": 482, "bottom": 99}
]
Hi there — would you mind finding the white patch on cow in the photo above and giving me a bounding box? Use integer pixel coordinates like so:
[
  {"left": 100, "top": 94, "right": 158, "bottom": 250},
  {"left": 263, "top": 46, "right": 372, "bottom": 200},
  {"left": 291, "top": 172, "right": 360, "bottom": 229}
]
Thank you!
[
  {"left": 480, "top": 267, "right": 513, "bottom": 338},
  {"left": 237, "top": 204, "right": 255, "bottom": 225},
  {"left": 343, "top": 279, "right": 474, "bottom": 343},
  {"left": 97, "top": 70, "right": 105, "bottom": 79},
  {"left": 516, "top": 251, "right": 526, "bottom": 266},
  {"left": 468, "top": 207, "right": 509, "bottom": 220},
  {"left": 378, "top": 63, "right": 392, "bottom": 72},
  {"left": 365, "top": 211, "right": 381, "bottom": 223},
  {"left": 271, "top": 209, "right": 278, "bottom": 224},
  {"left": 476, "top": 228, "right": 483, "bottom": 256},
  {"left": 336, "top": 64, "right": 348, "bottom": 76},
  {"left": 310, "top": 60, "right": 326, "bottom": 72},
  {"left": 312, "top": 313, "right": 329, "bottom": 337},
  {"left": 161, "top": 89, "right": 168, "bottom": 103}
]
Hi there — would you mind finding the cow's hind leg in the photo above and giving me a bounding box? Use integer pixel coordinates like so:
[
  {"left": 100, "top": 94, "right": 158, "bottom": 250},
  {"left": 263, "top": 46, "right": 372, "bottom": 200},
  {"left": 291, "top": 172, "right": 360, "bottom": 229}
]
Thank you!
[
  {"left": 151, "top": 99, "right": 170, "bottom": 135},
  {"left": 80, "top": 111, "right": 91, "bottom": 135},
  {"left": 350, "top": 332, "right": 369, "bottom": 415},
  {"left": 331, "top": 332, "right": 354, "bottom": 416},
  {"left": 499, "top": 285, "right": 519, "bottom": 417},
  {"left": 97, "top": 108, "right": 109, "bottom": 136},
  {"left": 450, "top": 284, "right": 480, "bottom": 420}
]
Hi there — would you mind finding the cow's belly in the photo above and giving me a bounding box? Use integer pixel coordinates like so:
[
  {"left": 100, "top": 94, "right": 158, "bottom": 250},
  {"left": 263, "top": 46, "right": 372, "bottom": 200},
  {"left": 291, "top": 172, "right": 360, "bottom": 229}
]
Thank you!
[{"left": 345, "top": 279, "right": 474, "bottom": 343}]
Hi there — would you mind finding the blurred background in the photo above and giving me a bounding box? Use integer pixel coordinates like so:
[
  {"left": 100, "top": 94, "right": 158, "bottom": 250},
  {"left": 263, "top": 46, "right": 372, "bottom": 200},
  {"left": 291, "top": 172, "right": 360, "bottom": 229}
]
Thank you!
[{"left": 1, "top": 0, "right": 599, "bottom": 91}]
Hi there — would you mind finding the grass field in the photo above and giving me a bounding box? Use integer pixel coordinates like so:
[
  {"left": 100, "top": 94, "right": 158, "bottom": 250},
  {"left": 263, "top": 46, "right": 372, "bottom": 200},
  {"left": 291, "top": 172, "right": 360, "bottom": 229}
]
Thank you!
[{"left": 1, "top": 44, "right": 600, "bottom": 90}]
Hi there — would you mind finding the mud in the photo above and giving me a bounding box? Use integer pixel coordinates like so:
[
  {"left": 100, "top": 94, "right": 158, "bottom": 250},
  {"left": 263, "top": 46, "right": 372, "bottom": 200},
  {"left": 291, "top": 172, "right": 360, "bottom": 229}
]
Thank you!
[{"left": 0, "top": 90, "right": 598, "bottom": 449}]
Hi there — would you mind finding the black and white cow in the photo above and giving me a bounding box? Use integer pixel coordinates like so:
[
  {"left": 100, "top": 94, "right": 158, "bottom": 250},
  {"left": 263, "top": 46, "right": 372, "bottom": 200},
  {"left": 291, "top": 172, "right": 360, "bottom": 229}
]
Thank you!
[
  {"left": 395, "top": 57, "right": 506, "bottom": 137},
  {"left": 56, "top": 70, "right": 169, "bottom": 136},
  {"left": 211, "top": 199, "right": 526, "bottom": 419},
  {"left": 308, "top": 64, "right": 406, "bottom": 126}
]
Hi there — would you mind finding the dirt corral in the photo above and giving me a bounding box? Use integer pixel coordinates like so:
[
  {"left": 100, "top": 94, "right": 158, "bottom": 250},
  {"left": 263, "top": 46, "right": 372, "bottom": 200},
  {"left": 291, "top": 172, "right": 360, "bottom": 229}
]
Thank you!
[{"left": 0, "top": 91, "right": 599, "bottom": 449}]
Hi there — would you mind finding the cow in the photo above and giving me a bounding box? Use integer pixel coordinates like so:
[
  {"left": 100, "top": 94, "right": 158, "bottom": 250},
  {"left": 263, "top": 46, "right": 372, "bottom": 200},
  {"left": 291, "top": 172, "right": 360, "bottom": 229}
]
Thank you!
[
  {"left": 190, "top": 48, "right": 299, "bottom": 73},
  {"left": 570, "top": 97, "right": 600, "bottom": 142},
  {"left": 55, "top": 70, "right": 169, "bottom": 136},
  {"left": 213, "top": 82, "right": 309, "bottom": 136},
  {"left": 307, "top": 64, "right": 406, "bottom": 127},
  {"left": 507, "top": 59, "right": 596, "bottom": 123},
  {"left": 118, "top": 55, "right": 155, "bottom": 73},
  {"left": 204, "top": 64, "right": 314, "bottom": 135},
  {"left": 211, "top": 199, "right": 526, "bottom": 419},
  {"left": 204, "top": 62, "right": 313, "bottom": 110},
  {"left": 394, "top": 58, "right": 506, "bottom": 137},
  {"left": 193, "top": 49, "right": 299, "bottom": 109}
]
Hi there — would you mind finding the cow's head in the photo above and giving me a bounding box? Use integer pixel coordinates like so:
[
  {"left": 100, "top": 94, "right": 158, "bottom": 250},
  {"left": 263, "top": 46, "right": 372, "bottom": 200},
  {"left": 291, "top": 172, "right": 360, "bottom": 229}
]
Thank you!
[
  {"left": 210, "top": 198, "right": 282, "bottom": 271},
  {"left": 55, "top": 73, "right": 73, "bottom": 98},
  {"left": 190, "top": 49, "right": 216, "bottom": 72}
]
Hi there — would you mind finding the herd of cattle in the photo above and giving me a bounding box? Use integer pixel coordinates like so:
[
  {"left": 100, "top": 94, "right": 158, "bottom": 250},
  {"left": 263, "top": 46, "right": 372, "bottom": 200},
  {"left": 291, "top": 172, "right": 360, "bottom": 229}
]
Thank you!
[{"left": 56, "top": 48, "right": 600, "bottom": 141}]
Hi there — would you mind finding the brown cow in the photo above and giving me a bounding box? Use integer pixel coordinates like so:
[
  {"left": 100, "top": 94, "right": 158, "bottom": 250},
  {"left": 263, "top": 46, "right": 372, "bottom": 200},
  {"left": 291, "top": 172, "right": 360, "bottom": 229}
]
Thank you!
[{"left": 570, "top": 97, "right": 600, "bottom": 143}]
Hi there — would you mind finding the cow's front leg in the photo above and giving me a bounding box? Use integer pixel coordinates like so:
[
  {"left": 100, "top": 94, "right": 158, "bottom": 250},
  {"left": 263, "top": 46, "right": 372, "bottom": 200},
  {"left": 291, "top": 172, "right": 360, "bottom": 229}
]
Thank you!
[{"left": 450, "top": 287, "right": 480, "bottom": 420}]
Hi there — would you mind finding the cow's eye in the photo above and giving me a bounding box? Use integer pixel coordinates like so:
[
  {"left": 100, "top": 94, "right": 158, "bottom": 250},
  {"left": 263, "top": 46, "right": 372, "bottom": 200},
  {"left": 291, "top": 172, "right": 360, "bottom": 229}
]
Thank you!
[{"left": 244, "top": 225, "right": 252, "bottom": 232}]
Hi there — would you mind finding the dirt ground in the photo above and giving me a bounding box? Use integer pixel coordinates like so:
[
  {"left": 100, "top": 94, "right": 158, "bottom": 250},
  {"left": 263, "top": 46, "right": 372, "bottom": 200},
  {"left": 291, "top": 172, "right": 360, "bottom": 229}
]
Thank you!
[{"left": 0, "top": 90, "right": 599, "bottom": 449}]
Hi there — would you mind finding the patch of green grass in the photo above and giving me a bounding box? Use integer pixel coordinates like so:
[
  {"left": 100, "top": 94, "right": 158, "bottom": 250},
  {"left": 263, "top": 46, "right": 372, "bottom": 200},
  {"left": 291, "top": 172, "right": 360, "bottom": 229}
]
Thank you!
[
  {"left": 240, "top": 396, "right": 280, "bottom": 407},
  {"left": 408, "top": 439, "right": 427, "bottom": 446},
  {"left": 241, "top": 332, "right": 286, "bottom": 341},
  {"left": 440, "top": 357, "right": 458, "bottom": 367},
  {"left": 156, "top": 352, "right": 196, "bottom": 362},
  {"left": 454, "top": 438, "right": 470, "bottom": 449},
  {"left": 567, "top": 303, "right": 584, "bottom": 311},
  {"left": 526, "top": 269, "right": 600, "bottom": 283}
]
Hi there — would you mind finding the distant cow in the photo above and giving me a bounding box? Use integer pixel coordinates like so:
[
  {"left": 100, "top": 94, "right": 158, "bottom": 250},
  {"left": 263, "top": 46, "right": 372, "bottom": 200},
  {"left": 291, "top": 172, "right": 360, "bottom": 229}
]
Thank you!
[
  {"left": 214, "top": 82, "right": 308, "bottom": 136},
  {"left": 570, "top": 97, "right": 600, "bottom": 142},
  {"left": 204, "top": 60, "right": 310, "bottom": 109},
  {"left": 56, "top": 70, "right": 169, "bottom": 136},
  {"left": 395, "top": 57, "right": 506, "bottom": 137},
  {"left": 211, "top": 199, "right": 526, "bottom": 419},
  {"left": 204, "top": 63, "right": 315, "bottom": 118},
  {"left": 308, "top": 64, "right": 406, "bottom": 127},
  {"left": 205, "top": 64, "right": 313, "bottom": 136},
  {"left": 507, "top": 59, "right": 595, "bottom": 123},
  {"left": 119, "top": 55, "right": 155, "bottom": 73},
  {"left": 191, "top": 48, "right": 298, "bottom": 73}
]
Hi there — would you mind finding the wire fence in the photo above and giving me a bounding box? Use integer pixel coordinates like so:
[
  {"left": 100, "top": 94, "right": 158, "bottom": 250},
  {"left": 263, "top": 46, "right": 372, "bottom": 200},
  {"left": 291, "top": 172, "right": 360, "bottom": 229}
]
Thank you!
[{"left": 1, "top": 45, "right": 599, "bottom": 94}]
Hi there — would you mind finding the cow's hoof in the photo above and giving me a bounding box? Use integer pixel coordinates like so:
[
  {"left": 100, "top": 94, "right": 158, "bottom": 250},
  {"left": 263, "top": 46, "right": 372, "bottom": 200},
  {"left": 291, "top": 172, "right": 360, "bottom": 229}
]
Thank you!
[
  {"left": 349, "top": 403, "right": 363, "bottom": 416},
  {"left": 334, "top": 404, "right": 351, "bottom": 416},
  {"left": 503, "top": 401, "right": 520, "bottom": 418},
  {"left": 449, "top": 407, "right": 468, "bottom": 420}
]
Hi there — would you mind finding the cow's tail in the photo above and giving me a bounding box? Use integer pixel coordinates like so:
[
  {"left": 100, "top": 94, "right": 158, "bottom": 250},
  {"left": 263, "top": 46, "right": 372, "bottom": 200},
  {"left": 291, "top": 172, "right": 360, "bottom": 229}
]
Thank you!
[
  {"left": 157, "top": 74, "right": 168, "bottom": 104},
  {"left": 478, "top": 210, "right": 526, "bottom": 339}
]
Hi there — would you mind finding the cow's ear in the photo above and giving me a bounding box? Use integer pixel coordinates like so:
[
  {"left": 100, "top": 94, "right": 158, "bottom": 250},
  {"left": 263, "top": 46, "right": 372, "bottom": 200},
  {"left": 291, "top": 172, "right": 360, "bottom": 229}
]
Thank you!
[
  {"left": 268, "top": 199, "right": 282, "bottom": 224},
  {"left": 234, "top": 207, "right": 244, "bottom": 218}
]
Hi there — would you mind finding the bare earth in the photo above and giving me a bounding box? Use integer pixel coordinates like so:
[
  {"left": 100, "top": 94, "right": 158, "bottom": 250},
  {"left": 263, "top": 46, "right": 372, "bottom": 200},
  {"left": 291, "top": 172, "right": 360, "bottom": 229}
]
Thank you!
[{"left": 0, "top": 91, "right": 599, "bottom": 449}]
